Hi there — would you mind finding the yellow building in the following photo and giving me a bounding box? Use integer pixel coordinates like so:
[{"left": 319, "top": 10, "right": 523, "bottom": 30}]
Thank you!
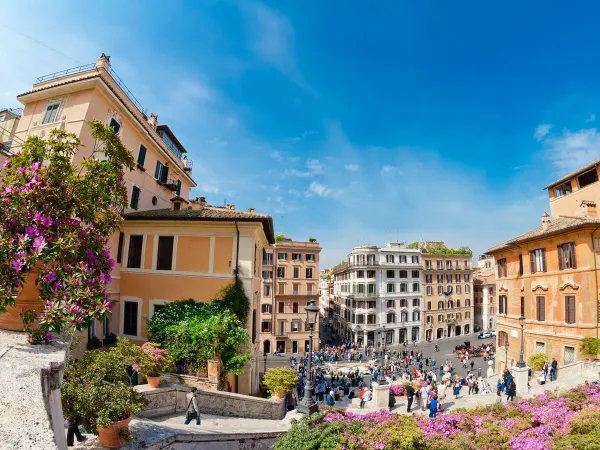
[
  {"left": 258, "top": 239, "right": 321, "bottom": 355},
  {"left": 3, "top": 53, "right": 276, "bottom": 394},
  {"left": 487, "top": 159, "right": 600, "bottom": 372},
  {"left": 0, "top": 107, "right": 22, "bottom": 164}
]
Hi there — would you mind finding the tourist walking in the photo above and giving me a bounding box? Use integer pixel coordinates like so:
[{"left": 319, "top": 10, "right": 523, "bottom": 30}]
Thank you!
[
  {"left": 429, "top": 395, "right": 439, "bottom": 418},
  {"left": 420, "top": 383, "right": 430, "bottom": 411},
  {"left": 405, "top": 383, "right": 415, "bottom": 413},
  {"left": 507, "top": 379, "right": 516, "bottom": 402},
  {"left": 184, "top": 387, "right": 201, "bottom": 425},
  {"left": 551, "top": 358, "right": 558, "bottom": 381},
  {"left": 66, "top": 417, "right": 87, "bottom": 447}
]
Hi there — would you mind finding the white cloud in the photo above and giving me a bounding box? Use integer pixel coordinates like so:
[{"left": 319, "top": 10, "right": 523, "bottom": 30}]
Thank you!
[
  {"left": 541, "top": 127, "right": 600, "bottom": 172},
  {"left": 587, "top": 113, "right": 596, "bottom": 123},
  {"left": 270, "top": 151, "right": 283, "bottom": 160},
  {"left": 304, "top": 181, "right": 343, "bottom": 198},
  {"left": 345, "top": 164, "right": 360, "bottom": 172},
  {"left": 284, "top": 158, "right": 324, "bottom": 177},
  {"left": 306, "top": 158, "right": 324, "bottom": 173},
  {"left": 534, "top": 124, "right": 553, "bottom": 141},
  {"left": 198, "top": 183, "right": 220, "bottom": 193},
  {"left": 381, "top": 165, "right": 402, "bottom": 176},
  {"left": 287, "top": 189, "right": 300, "bottom": 196}
]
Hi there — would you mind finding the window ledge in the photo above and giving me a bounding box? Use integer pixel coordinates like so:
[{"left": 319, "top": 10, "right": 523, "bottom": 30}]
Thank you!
[{"left": 136, "top": 163, "right": 146, "bottom": 172}]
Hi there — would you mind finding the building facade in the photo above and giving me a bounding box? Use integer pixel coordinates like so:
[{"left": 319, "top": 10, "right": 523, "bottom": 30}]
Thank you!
[
  {"left": 332, "top": 243, "right": 423, "bottom": 347},
  {"left": 422, "top": 249, "right": 474, "bottom": 341},
  {"left": 473, "top": 255, "right": 497, "bottom": 332},
  {"left": 487, "top": 158, "right": 600, "bottom": 372},
  {"left": 319, "top": 269, "right": 333, "bottom": 319},
  {"left": 0, "top": 107, "right": 22, "bottom": 164},
  {"left": 258, "top": 240, "right": 321, "bottom": 355},
  {"left": 1, "top": 53, "right": 275, "bottom": 394}
]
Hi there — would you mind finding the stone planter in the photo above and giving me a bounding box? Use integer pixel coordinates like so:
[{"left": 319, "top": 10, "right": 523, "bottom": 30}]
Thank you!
[
  {"left": 274, "top": 392, "right": 286, "bottom": 399},
  {"left": 146, "top": 376, "right": 161, "bottom": 388},
  {"left": 97, "top": 416, "right": 131, "bottom": 449}
]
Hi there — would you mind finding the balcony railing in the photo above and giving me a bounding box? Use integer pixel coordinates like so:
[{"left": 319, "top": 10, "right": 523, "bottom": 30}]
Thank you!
[
  {"left": 35, "top": 63, "right": 96, "bottom": 83},
  {"left": 348, "top": 261, "right": 379, "bottom": 267},
  {"left": 348, "top": 292, "right": 377, "bottom": 298},
  {"left": 289, "top": 291, "right": 319, "bottom": 296},
  {"left": 275, "top": 330, "right": 287, "bottom": 337}
]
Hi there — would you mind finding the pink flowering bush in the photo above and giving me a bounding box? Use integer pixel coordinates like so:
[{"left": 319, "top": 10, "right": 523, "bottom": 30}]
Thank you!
[
  {"left": 0, "top": 122, "right": 134, "bottom": 335},
  {"left": 275, "top": 384, "right": 600, "bottom": 449},
  {"left": 132, "top": 342, "right": 175, "bottom": 377}
]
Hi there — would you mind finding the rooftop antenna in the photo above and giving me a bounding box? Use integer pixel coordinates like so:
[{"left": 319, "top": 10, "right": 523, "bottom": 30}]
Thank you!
[{"left": 223, "top": 198, "right": 227, "bottom": 206}]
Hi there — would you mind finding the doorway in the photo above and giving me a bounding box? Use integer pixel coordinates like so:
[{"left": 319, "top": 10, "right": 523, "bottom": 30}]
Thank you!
[
  {"left": 464, "top": 324, "right": 470, "bottom": 334},
  {"left": 399, "top": 328, "right": 407, "bottom": 343},
  {"left": 436, "top": 328, "right": 444, "bottom": 339},
  {"left": 276, "top": 340, "right": 286, "bottom": 353},
  {"left": 455, "top": 326, "right": 462, "bottom": 336},
  {"left": 263, "top": 340, "right": 271, "bottom": 355},
  {"left": 292, "top": 340, "right": 298, "bottom": 353},
  {"left": 426, "top": 329, "right": 433, "bottom": 341}
]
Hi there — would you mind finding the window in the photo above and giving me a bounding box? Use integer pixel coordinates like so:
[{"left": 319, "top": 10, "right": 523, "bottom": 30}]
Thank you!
[
  {"left": 536, "top": 341, "right": 546, "bottom": 354},
  {"left": 278, "top": 252, "right": 287, "bottom": 260},
  {"left": 387, "top": 300, "right": 395, "bottom": 308},
  {"left": 446, "top": 274, "right": 452, "bottom": 283},
  {"left": 137, "top": 144, "right": 147, "bottom": 167},
  {"left": 412, "top": 284, "right": 419, "bottom": 292},
  {"left": 558, "top": 242, "right": 577, "bottom": 270},
  {"left": 555, "top": 181, "right": 572, "bottom": 197},
  {"left": 87, "top": 320, "right": 96, "bottom": 341},
  {"left": 367, "top": 314, "right": 376, "bottom": 324},
  {"left": 399, "top": 270, "right": 407, "bottom": 278},
  {"left": 425, "top": 274, "right": 432, "bottom": 283},
  {"left": 565, "top": 296, "right": 576, "bottom": 324},
  {"left": 499, "top": 295, "right": 507, "bottom": 314},
  {"left": 277, "top": 267, "right": 285, "bottom": 277},
  {"left": 116, "top": 232, "right": 124, "bottom": 264},
  {"left": 427, "top": 286, "right": 433, "bottom": 296},
  {"left": 306, "top": 254, "right": 316, "bottom": 261},
  {"left": 465, "top": 284, "right": 470, "bottom": 294},
  {"left": 387, "top": 270, "right": 395, "bottom": 278},
  {"left": 438, "top": 285, "right": 443, "bottom": 295},
  {"left": 367, "top": 283, "right": 376, "bottom": 294},
  {"left": 367, "top": 300, "right": 376, "bottom": 309},
  {"left": 413, "top": 298, "right": 420, "bottom": 307},
  {"left": 127, "top": 235, "right": 143, "bottom": 268},
  {"left": 412, "top": 256, "right": 419, "bottom": 264},
  {"left": 425, "top": 260, "right": 432, "bottom": 269},
  {"left": 536, "top": 296, "right": 546, "bottom": 321},
  {"left": 464, "top": 274, "right": 470, "bottom": 282},
  {"left": 400, "top": 299, "right": 407, "bottom": 307},
  {"left": 465, "top": 299, "right": 471, "bottom": 307},
  {"left": 437, "top": 260, "right": 443, "bottom": 269},
  {"left": 400, "top": 283, "right": 407, "bottom": 292},
  {"left": 387, "top": 312, "right": 395, "bottom": 323},
  {"left": 278, "top": 284, "right": 285, "bottom": 295},
  {"left": 578, "top": 168, "right": 599, "bottom": 188},
  {"left": 564, "top": 346, "right": 575, "bottom": 364},
  {"left": 264, "top": 285, "right": 271, "bottom": 297},
  {"left": 401, "top": 311, "right": 408, "bottom": 322},
  {"left": 520, "top": 296, "right": 525, "bottom": 317},
  {"left": 455, "top": 274, "right": 461, "bottom": 282},
  {"left": 465, "top": 311, "right": 470, "bottom": 319},
  {"left": 130, "top": 185, "right": 140, "bottom": 210},
  {"left": 446, "top": 261, "right": 452, "bottom": 269},
  {"left": 154, "top": 161, "right": 168, "bottom": 183},
  {"left": 103, "top": 317, "right": 110, "bottom": 338},
  {"left": 357, "top": 270, "right": 364, "bottom": 278},
  {"left": 278, "top": 302, "right": 285, "bottom": 313},
  {"left": 447, "top": 300, "right": 454, "bottom": 308},
  {"left": 530, "top": 249, "right": 547, "bottom": 273},
  {"left": 291, "top": 320, "right": 300, "bottom": 332},
  {"left": 427, "top": 301, "right": 432, "bottom": 310},
  {"left": 412, "top": 270, "right": 420, "bottom": 278},
  {"left": 123, "top": 301, "right": 138, "bottom": 336},
  {"left": 387, "top": 283, "right": 396, "bottom": 293},
  {"left": 456, "top": 300, "right": 461, "bottom": 308},
  {"left": 386, "top": 255, "right": 395, "bottom": 263},
  {"left": 306, "top": 268, "right": 313, "bottom": 279},
  {"left": 367, "top": 255, "right": 375, "bottom": 265},
  {"left": 518, "top": 254, "right": 523, "bottom": 276},
  {"left": 176, "top": 180, "right": 182, "bottom": 197},
  {"left": 413, "top": 311, "right": 420, "bottom": 321},
  {"left": 156, "top": 236, "right": 174, "bottom": 270},
  {"left": 498, "top": 258, "right": 507, "bottom": 278},
  {"left": 456, "top": 285, "right": 461, "bottom": 294},
  {"left": 400, "top": 255, "right": 407, "bottom": 263},
  {"left": 293, "top": 283, "right": 300, "bottom": 295},
  {"left": 262, "top": 270, "right": 273, "bottom": 280},
  {"left": 261, "top": 321, "right": 271, "bottom": 332},
  {"left": 367, "top": 270, "right": 376, "bottom": 278},
  {"left": 499, "top": 331, "right": 509, "bottom": 347},
  {"left": 109, "top": 117, "right": 121, "bottom": 134},
  {"left": 292, "top": 253, "right": 301, "bottom": 261},
  {"left": 173, "top": 202, "right": 181, "bottom": 211},
  {"left": 261, "top": 304, "right": 272, "bottom": 313},
  {"left": 293, "top": 268, "right": 299, "bottom": 279},
  {"left": 41, "top": 103, "right": 60, "bottom": 124}
]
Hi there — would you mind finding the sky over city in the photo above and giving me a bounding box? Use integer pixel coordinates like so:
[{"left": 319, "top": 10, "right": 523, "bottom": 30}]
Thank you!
[{"left": 3, "top": 1, "right": 600, "bottom": 267}]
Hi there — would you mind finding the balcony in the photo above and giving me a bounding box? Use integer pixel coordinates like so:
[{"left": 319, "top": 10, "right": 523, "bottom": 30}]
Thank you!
[
  {"left": 275, "top": 330, "right": 287, "bottom": 337},
  {"left": 348, "top": 292, "right": 377, "bottom": 298},
  {"left": 288, "top": 291, "right": 319, "bottom": 296},
  {"left": 348, "top": 261, "right": 379, "bottom": 267}
]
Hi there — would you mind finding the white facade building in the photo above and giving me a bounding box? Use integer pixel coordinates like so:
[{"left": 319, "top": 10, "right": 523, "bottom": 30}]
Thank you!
[
  {"left": 474, "top": 255, "right": 497, "bottom": 332},
  {"left": 331, "top": 243, "right": 423, "bottom": 347}
]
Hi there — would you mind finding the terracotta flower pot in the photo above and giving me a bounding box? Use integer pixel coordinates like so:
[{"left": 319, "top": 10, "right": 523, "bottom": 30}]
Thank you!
[
  {"left": 97, "top": 416, "right": 131, "bottom": 449},
  {"left": 146, "top": 376, "right": 161, "bottom": 388},
  {"left": 274, "top": 392, "right": 286, "bottom": 399}
]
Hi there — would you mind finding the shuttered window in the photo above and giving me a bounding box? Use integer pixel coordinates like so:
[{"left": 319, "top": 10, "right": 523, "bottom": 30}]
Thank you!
[
  {"left": 176, "top": 180, "right": 182, "bottom": 196},
  {"left": 156, "top": 236, "right": 174, "bottom": 270},
  {"left": 116, "top": 232, "right": 124, "bottom": 264},
  {"left": 155, "top": 161, "right": 169, "bottom": 182},
  {"left": 127, "top": 235, "right": 143, "bottom": 268},
  {"left": 518, "top": 254, "right": 524, "bottom": 276},
  {"left": 565, "top": 296, "right": 576, "bottom": 324},
  {"left": 130, "top": 185, "right": 140, "bottom": 210},
  {"left": 558, "top": 243, "right": 577, "bottom": 270},
  {"left": 536, "top": 296, "right": 546, "bottom": 321},
  {"left": 564, "top": 346, "right": 575, "bottom": 364},
  {"left": 520, "top": 296, "right": 525, "bottom": 317},
  {"left": 498, "top": 259, "right": 507, "bottom": 277},
  {"left": 137, "top": 144, "right": 147, "bottom": 166},
  {"left": 530, "top": 248, "right": 547, "bottom": 273},
  {"left": 499, "top": 295, "right": 508, "bottom": 314}
]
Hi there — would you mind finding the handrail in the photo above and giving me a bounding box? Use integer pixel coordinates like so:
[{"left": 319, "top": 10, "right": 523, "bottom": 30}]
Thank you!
[{"left": 35, "top": 63, "right": 96, "bottom": 83}]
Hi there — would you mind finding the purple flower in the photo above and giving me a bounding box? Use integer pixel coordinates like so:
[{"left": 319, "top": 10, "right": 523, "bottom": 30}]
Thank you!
[
  {"left": 31, "top": 236, "right": 46, "bottom": 253},
  {"left": 99, "top": 272, "right": 112, "bottom": 283},
  {"left": 24, "top": 225, "right": 40, "bottom": 238},
  {"left": 10, "top": 260, "right": 23, "bottom": 273},
  {"left": 45, "top": 271, "right": 56, "bottom": 283}
]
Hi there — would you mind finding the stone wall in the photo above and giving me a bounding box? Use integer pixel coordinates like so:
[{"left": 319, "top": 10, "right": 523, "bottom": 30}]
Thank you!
[
  {"left": 161, "top": 373, "right": 218, "bottom": 391},
  {"left": 135, "top": 383, "right": 286, "bottom": 421},
  {"left": 144, "top": 432, "right": 285, "bottom": 450},
  {"left": 487, "top": 359, "right": 600, "bottom": 385}
]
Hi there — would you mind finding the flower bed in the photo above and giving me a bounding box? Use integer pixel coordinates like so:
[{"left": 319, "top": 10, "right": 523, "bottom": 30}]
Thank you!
[{"left": 275, "top": 384, "right": 600, "bottom": 449}]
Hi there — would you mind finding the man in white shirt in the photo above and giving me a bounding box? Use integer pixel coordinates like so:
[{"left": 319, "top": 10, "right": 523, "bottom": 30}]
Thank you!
[
  {"left": 420, "top": 384, "right": 430, "bottom": 411},
  {"left": 184, "top": 387, "right": 201, "bottom": 425},
  {"left": 360, "top": 389, "right": 372, "bottom": 408}
]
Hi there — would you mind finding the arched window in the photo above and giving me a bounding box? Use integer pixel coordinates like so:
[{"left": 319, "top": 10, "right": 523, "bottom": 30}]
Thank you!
[
  {"left": 465, "top": 299, "right": 471, "bottom": 307},
  {"left": 456, "top": 299, "right": 461, "bottom": 308},
  {"left": 387, "top": 312, "right": 396, "bottom": 324},
  {"left": 426, "top": 315, "right": 433, "bottom": 325},
  {"left": 400, "top": 299, "right": 408, "bottom": 308},
  {"left": 401, "top": 311, "right": 408, "bottom": 322},
  {"left": 413, "top": 298, "right": 420, "bottom": 307},
  {"left": 447, "top": 300, "right": 454, "bottom": 308},
  {"left": 413, "top": 310, "right": 420, "bottom": 321},
  {"left": 438, "top": 301, "right": 444, "bottom": 309}
]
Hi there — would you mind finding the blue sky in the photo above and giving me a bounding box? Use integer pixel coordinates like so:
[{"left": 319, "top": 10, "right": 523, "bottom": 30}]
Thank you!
[{"left": 3, "top": 1, "right": 600, "bottom": 267}]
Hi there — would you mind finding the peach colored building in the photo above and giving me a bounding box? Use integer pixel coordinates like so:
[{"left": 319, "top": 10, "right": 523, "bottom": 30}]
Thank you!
[
  {"left": 0, "top": 107, "right": 22, "bottom": 165},
  {"left": 4, "top": 53, "right": 275, "bottom": 394},
  {"left": 487, "top": 159, "right": 600, "bottom": 372},
  {"left": 258, "top": 239, "right": 321, "bottom": 355}
]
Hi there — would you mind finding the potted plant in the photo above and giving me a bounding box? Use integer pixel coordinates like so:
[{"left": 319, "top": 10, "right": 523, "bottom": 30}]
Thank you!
[
  {"left": 103, "top": 332, "right": 118, "bottom": 346},
  {"left": 133, "top": 342, "right": 175, "bottom": 388},
  {"left": 580, "top": 337, "right": 600, "bottom": 362},
  {"left": 62, "top": 339, "right": 146, "bottom": 448},
  {"left": 87, "top": 335, "right": 102, "bottom": 350},
  {"left": 263, "top": 368, "right": 298, "bottom": 399}
]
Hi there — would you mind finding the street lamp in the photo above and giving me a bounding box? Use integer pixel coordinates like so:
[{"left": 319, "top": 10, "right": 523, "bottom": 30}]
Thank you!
[
  {"left": 505, "top": 341, "right": 510, "bottom": 371},
  {"left": 263, "top": 351, "right": 268, "bottom": 379},
  {"left": 377, "top": 326, "right": 388, "bottom": 384},
  {"left": 297, "top": 299, "right": 320, "bottom": 415},
  {"left": 516, "top": 314, "right": 526, "bottom": 368}
]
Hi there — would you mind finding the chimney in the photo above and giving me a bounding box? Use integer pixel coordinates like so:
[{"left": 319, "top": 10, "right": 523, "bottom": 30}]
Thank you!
[
  {"left": 147, "top": 113, "right": 158, "bottom": 130},
  {"left": 96, "top": 53, "right": 111, "bottom": 70},
  {"left": 227, "top": 204, "right": 235, "bottom": 210},
  {"left": 248, "top": 207, "right": 255, "bottom": 213},
  {"left": 190, "top": 196, "right": 207, "bottom": 210},
  {"left": 580, "top": 200, "right": 597, "bottom": 217},
  {"left": 199, "top": 197, "right": 207, "bottom": 206},
  {"left": 541, "top": 212, "right": 551, "bottom": 230}
]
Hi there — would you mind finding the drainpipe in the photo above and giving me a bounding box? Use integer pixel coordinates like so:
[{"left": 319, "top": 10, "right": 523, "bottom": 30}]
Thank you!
[
  {"left": 592, "top": 226, "right": 600, "bottom": 339},
  {"left": 235, "top": 220, "right": 240, "bottom": 282}
]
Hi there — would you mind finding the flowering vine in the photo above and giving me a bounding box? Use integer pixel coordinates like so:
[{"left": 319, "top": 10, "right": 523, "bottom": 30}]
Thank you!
[{"left": 0, "top": 121, "right": 135, "bottom": 334}]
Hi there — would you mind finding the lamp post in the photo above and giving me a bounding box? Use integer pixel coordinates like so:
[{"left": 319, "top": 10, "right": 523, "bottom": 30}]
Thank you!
[
  {"left": 377, "top": 326, "right": 388, "bottom": 384},
  {"left": 263, "top": 351, "right": 268, "bottom": 379},
  {"left": 297, "top": 299, "right": 320, "bottom": 415},
  {"left": 505, "top": 341, "right": 510, "bottom": 371},
  {"left": 516, "top": 314, "right": 526, "bottom": 368}
]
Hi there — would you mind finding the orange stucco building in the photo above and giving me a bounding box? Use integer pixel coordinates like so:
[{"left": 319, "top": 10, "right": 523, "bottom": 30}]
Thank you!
[
  {"left": 2, "top": 53, "right": 276, "bottom": 394},
  {"left": 487, "top": 159, "right": 600, "bottom": 372}
]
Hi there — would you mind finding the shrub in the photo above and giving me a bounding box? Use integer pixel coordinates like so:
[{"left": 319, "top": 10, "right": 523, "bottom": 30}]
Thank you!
[
  {"left": 389, "top": 395, "right": 396, "bottom": 408},
  {"left": 580, "top": 337, "right": 600, "bottom": 359},
  {"left": 389, "top": 384, "right": 405, "bottom": 396},
  {"left": 86, "top": 335, "right": 102, "bottom": 350},
  {"left": 528, "top": 352, "right": 549, "bottom": 370},
  {"left": 263, "top": 368, "right": 298, "bottom": 396},
  {"left": 133, "top": 342, "right": 175, "bottom": 377}
]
